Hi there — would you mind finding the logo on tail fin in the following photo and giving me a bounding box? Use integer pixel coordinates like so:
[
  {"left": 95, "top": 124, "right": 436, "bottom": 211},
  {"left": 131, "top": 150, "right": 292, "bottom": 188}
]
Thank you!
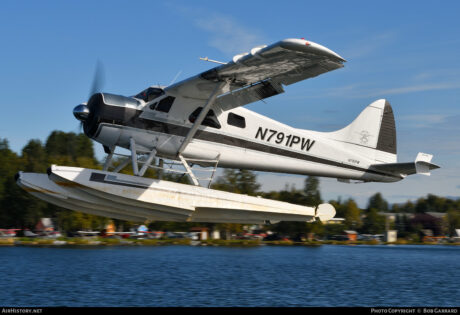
[{"left": 358, "top": 130, "right": 372, "bottom": 145}]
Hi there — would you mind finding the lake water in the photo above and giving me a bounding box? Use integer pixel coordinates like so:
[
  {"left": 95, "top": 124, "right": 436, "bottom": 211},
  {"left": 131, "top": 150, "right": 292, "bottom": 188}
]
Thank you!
[{"left": 0, "top": 245, "right": 458, "bottom": 307}]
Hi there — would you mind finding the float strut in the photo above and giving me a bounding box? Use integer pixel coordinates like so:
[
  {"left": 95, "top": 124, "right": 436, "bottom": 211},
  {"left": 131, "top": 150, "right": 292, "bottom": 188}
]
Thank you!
[
  {"left": 179, "top": 154, "right": 199, "bottom": 186},
  {"left": 130, "top": 138, "right": 139, "bottom": 176},
  {"left": 158, "top": 159, "right": 164, "bottom": 180},
  {"left": 139, "top": 148, "right": 157, "bottom": 177},
  {"left": 113, "top": 158, "right": 130, "bottom": 173},
  {"left": 102, "top": 146, "right": 115, "bottom": 171}
]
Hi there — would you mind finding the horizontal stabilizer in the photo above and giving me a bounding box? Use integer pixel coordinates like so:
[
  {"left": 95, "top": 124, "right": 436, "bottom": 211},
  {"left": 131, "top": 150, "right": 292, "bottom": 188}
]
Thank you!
[{"left": 369, "top": 152, "right": 439, "bottom": 177}]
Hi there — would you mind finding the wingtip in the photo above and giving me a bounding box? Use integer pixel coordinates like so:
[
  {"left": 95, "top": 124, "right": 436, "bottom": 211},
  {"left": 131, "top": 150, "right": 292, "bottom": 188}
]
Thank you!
[{"left": 280, "top": 38, "right": 346, "bottom": 62}]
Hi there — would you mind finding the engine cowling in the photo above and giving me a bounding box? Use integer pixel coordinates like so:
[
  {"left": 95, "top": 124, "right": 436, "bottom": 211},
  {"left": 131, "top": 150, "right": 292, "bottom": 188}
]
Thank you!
[{"left": 75, "top": 93, "right": 141, "bottom": 138}]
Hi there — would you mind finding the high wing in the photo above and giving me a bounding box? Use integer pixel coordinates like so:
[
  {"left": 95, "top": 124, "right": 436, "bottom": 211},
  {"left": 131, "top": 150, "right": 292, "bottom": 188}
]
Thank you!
[{"left": 165, "top": 38, "right": 345, "bottom": 110}]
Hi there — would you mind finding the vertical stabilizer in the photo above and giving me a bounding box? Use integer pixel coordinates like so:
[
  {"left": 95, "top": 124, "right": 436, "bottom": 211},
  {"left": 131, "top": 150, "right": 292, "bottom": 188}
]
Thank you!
[{"left": 326, "top": 99, "right": 397, "bottom": 162}]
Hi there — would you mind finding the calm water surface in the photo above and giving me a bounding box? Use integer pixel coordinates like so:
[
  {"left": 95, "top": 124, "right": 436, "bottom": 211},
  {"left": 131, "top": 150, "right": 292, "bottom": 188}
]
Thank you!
[{"left": 0, "top": 245, "right": 458, "bottom": 307}]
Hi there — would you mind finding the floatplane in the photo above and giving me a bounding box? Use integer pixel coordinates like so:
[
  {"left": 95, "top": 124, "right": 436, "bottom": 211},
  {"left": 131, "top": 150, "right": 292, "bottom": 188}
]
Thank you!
[{"left": 16, "top": 38, "right": 439, "bottom": 224}]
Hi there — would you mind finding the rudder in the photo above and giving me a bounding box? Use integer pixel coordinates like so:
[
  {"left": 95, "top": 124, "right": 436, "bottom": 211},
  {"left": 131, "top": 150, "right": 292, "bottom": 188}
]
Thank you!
[{"left": 376, "top": 100, "right": 397, "bottom": 155}]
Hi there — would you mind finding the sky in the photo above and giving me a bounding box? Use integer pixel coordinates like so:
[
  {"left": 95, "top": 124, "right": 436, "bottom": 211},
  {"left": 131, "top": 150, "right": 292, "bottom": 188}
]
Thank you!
[{"left": 1, "top": 0, "right": 459, "bottom": 207}]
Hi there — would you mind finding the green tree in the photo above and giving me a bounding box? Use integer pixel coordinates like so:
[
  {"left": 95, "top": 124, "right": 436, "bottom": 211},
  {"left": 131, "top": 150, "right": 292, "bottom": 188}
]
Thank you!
[
  {"left": 56, "top": 211, "right": 109, "bottom": 232},
  {"left": 400, "top": 201, "right": 416, "bottom": 213},
  {"left": 0, "top": 139, "right": 49, "bottom": 228},
  {"left": 361, "top": 208, "right": 386, "bottom": 234},
  {"left": 305, "top": 220, "right": 325, "bottom": 237},
  {"left": 212, "top": 169, "right": 260, "bottom": 195},
  {"left": 395, "top": 214, "right": 411, "bottom": 238},
  {"left": 277, "top": 188, "right": 305, "bottom": 205},
  {"left": 414, "top": 194, "right": 447, "bottom": 213},
  {"left": 341, "top": 199, "right": 362, "bottom": 230},
  {"left": 45, "top": 131, "right": 98, "bottom": 167},
  {"left": 444, "top": 209, "right": 460, "bottom": 237},
  {"left": 0, "top": 139, "right": 20, "bottom": 200},
  {"left": 414, "top": 198, "right": 428, "bottom": 213},
  {"left": 236, "top": 169, "right": 261, "bottom": 195},
  {"left": 367, "top": 193, "right": 389, "bottom": 212},
  {"left": 22, "top": 139, "right": 47, "bottom": 172},
  {"left": 1, "top": 176, "right": 48, "bottom": 229},
  {"left": 303, "top": 176, "right": 322, "bottom": 206}
]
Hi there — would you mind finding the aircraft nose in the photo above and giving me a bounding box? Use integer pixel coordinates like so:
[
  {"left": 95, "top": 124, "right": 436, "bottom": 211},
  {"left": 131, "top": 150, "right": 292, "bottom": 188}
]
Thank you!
[{"left": 73, "top": 104, "right": 90, "bottom": 121}]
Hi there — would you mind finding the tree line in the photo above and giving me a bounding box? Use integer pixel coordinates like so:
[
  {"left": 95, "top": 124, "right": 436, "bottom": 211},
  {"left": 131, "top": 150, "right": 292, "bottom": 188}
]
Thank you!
[{"left": 0, "top": 131, "right": 459, "bottom": 238}]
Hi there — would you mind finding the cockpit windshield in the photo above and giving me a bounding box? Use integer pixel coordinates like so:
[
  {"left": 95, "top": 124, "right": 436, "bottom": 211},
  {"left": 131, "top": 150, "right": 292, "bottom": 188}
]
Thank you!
[{"left": 134, "top": 87, "right": 165, "bottom": 102}]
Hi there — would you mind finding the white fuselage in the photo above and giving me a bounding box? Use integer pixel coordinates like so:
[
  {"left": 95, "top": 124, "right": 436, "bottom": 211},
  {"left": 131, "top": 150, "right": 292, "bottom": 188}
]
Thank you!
[{"left": 92, "top": 94, "right": 401, "bottom": 183}]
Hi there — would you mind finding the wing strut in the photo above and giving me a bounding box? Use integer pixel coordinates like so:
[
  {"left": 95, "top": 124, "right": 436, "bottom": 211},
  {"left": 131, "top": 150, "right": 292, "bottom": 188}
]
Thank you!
[
  {"left": 177, "top": 81, "right": 229, "bottom": 156},
  {"left": 175, "top": 81, "right": 228, "bottom": 186},
  {"left": 100, "top": 79, "right": 228, "bottom": 186}
]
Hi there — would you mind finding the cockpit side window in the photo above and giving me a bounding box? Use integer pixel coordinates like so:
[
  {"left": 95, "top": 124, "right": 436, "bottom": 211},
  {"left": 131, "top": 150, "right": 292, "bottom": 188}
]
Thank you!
[
  {"left": 227, "top": 112, "right": 246, "bottom": 128},
  {"left": 189, "top": 107, "right": 221, "bottom": 129},
  {"left": 155, "top": 96, "right": 175, "bottom": 113},
  {"left": 135, "top": 87, "right": 164, "bottom": 102}
]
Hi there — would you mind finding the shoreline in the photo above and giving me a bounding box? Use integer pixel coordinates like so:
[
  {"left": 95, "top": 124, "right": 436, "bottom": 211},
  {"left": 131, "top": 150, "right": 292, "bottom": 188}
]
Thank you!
[{"left": 1, "top": 237, "right": 459, "bottom": 247}]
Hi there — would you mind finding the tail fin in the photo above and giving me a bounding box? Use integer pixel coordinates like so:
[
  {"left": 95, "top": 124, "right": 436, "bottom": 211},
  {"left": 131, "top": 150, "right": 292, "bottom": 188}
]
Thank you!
[{"left": 326, "top": 99, "right": 397, "bottom": 163}]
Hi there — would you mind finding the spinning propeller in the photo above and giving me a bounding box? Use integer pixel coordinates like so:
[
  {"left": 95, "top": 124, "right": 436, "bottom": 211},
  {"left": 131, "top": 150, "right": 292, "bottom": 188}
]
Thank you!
[{"left": 73, "top": 61, "right": 105, "bottom": 131}]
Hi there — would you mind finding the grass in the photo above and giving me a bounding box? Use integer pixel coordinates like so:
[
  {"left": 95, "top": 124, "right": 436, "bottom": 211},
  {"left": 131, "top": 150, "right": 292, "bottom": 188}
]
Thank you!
[
  {"left": 264, "top": 240, "right": 294, "bottom": 246},
  {"left": 132, "top": 239, "right": 160, "bottom": 246},
  {"left": 0, "top": 238, "right": 14, "bottom": 245},
  {"left": 7, "top": 237, "right": 460, "bottom": 247},
  {"left": 202, "top": 239, "right": 261, "bottom": 246}
]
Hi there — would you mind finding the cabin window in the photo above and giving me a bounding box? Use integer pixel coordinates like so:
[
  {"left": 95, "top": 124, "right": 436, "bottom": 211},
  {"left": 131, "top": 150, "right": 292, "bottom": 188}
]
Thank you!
[
  {"left": 155, "top": 96, "right": 175, "bottom": 113},
  {"left": 134, "top": 87, "right": 164, "bottom": 102},
  {"left": 189, "top": 107, "right": 221, "bottom": 129},
  {"left": 227, "top": 112, "right": 246, "bottom": 128}
]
